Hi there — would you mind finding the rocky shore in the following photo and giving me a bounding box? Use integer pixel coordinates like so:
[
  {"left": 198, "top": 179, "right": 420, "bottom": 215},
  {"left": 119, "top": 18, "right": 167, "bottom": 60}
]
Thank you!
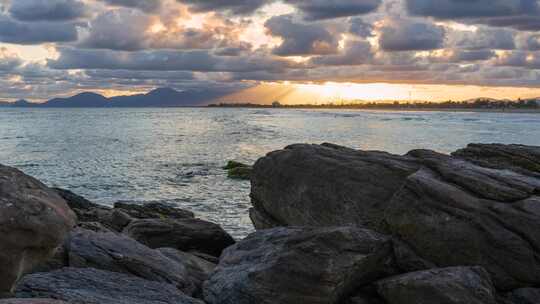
[{"left": 1, "top": 143, "right": 540, "bottom": 303}]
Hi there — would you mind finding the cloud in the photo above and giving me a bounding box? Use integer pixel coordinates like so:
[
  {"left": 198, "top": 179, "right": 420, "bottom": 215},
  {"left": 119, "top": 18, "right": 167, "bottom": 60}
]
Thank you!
[
  {"left": 179, "top": 0, "right": 268, "bottom": 15},
  {"left": 406, "top": 0, "right": 536, "bottom": 19},
  {"left": 0, "top": 47, "right": 22, "bottom": 71},
  {"left": 9, "top": 0, "right": 88, "bottom": 21},
  {"left": 285, "top": 0, "right": 382, "bottom": 20},
  {"left": 100, "top": 0, "right": 162, "bottom": 12},
  {"left": 265, "top": 15, "right": 339, "bottom": 56},
  {"left": 349, "top": 18, "right": 374, "bottom": 37},
  {"left": 0, "top": 14, "right": 78, "bottom": 44},
  {"left": 311, "top": 40, "right": 373, "bottom": 65},
  {"left": 48, "top": 47, "right": 297, "bottom": 72},
  {"left": 451, "top": 28, "right": 515, "bottom": 50},
  {"left": 379, "top": 20, "right": 445, "bottom": 51},
  {"left": 406, "top": 0, "right": 540, "bottom": 31}
]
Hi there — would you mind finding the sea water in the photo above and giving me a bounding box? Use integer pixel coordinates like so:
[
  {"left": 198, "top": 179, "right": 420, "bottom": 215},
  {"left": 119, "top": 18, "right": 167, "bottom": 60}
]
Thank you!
[{"left": 1, "top": 107, "right": 539, "bottom": 238}]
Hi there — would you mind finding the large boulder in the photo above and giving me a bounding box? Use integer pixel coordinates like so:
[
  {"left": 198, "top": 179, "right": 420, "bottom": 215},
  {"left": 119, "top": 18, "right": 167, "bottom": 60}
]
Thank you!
[
  {"left": 376, "top": 267, "right": 497, "bottom": 304},
  {"left": 250, "top": 144, "right": 540, "bottom": 290},
  {"left": 203, "top": 226, "right": 396, "bottom": 304},
  {"left": 16, "top": 267, "right": 204, "bottom": 304},
  {"left": 250, "top": 143, "right": 420, "bottom": 231},
  {"left": 0, "top": 165, "right": 76, "bottom": 295},
  {"left": 123, "top": 218, "right": 235, "bottom": 257},
  {"left": 385, "top": 150, "right": 540, "bottom": 290},
  {"left": 67, "top": 228, "right": 198, "bottom": 295}
]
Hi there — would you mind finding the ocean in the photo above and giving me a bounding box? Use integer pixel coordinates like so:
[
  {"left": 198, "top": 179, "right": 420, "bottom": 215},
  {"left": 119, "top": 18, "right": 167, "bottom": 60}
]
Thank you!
[{"left": 1, "top": 107, "right": 539, "bottom": 238}]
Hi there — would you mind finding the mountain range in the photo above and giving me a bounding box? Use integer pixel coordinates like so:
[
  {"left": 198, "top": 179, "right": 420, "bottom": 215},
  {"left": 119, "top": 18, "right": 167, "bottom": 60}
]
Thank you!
[{"left": 0, "top": 87, "right": 234, "bottom": 107}]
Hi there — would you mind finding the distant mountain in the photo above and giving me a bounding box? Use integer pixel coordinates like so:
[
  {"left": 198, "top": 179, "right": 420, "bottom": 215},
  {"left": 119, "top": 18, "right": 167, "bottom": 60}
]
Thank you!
[
  {"left": 4, "top": 87, "right": 235, "bottom": 108},
  {"left": 45, "top": 92, "right": 109, "bottom": 108}
]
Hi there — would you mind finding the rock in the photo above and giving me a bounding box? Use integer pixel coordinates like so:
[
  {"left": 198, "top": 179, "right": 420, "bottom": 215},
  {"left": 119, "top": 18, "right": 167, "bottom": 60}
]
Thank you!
[
  {"left": 67, "top": 228, "right": 197, "bottom": 295},
  {"left": 158, "top": 247, "right": 216, "bottom": 293},
  {"left": 0, "top": 165, "right": 76, "bottom": 295},
  {"left": 53, "top": 188, "right": 134, "bottom": 231},
  {"left": 384, "top": 158, "right": 540, "bottom": 290},
  {"left": 0, "top": 300, "right": 67, "bottom": 304},
  {"left": 251, "top": 143, "right": 540, "bottom": 290},
  {"left": 124, "top": 218, "right": 235, "bottom": 257},
  {"left": 16, "top": 267, "right": 204, "bottom": 304},
  {"left": 203, "top": 226, "right": 397, "bottom": 304},
  {"left": 52, "top": 188, "right": 100, "bottom": 211},
  {"left": 224, "top": 161, "right": 252, "bottom": 180},
  {"left": 114, "top": 201, "right": 195, "bottom": 219},
  {"left": 452, "top": 143, "right": 540, "bottom": 176},
  {"left": 77, "top": 221, "right": 115, "bottom": 233},
  {"left": 504, "top": 288, "right": 540, "bottom": 304},
  {"left": 376, "top": 267, "right": 497, "bottom": 304},
  {"left": 250, "top": 143, "right": 420, "bottom": 231}
]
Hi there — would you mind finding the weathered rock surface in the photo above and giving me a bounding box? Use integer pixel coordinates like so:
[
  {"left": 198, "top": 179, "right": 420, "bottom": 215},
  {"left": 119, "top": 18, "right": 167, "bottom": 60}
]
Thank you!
[
  {"left": 503, "top": 288, "right": 540, "bottom": 304},
  {"left": 114, "top": 201, "right": 195, "bottom": 219},
  {"left": 0, "top": 165, "right": 76, "bottom": 295},
  {"left": 250, "top": 143, "right": 421, "bottom": 231},
  {"left": 158, "top": 247, "right": 216, "bottom": 292},
  {"left": 251, "top": 143, "right": 540, "bottom": 290},
  {"left": 124, "top": 218, "right": 235, "bottom": 257},
  {"left": 453, "top": 143, "right": 540, "bottom": 176},
  {"left": 203, "top": 226, "right": 396, "bottom": 304},
  {"left": 67, "top": 228, "right": 198, "bottom": 295},
  {"left": 376, "top": 267, "right": 497, "bottom": 304},
  {"left": 16, "top": 267, "right": 203, "bottom": 304}
]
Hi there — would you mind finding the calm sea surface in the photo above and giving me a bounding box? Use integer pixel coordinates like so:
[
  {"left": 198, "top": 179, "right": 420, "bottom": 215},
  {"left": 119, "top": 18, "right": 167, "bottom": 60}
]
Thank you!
[{"left": 1, "top": 108, "right": 539, "bottom": 238}]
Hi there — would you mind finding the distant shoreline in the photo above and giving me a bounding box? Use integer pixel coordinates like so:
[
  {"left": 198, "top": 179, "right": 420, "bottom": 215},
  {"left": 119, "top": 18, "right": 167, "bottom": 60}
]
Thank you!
[
  {"left": 1, "top": 106, "right": 539, "bottom": 113},
  {"left": 208, "top": 105, "right": 540, "bottom": 114}
]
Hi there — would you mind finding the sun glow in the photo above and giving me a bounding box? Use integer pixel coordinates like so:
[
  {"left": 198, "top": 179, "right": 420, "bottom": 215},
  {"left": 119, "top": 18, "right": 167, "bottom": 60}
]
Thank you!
[{"left": 217, "top": 82, "right": 540, "bottom": 105}]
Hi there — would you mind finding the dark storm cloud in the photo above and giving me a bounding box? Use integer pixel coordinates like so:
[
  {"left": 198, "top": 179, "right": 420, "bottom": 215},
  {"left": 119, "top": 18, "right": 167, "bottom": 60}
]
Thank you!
[
  {"left": 453, "top": 28, "right": 516, "bottom": 50},
  {"left": 48, "top": 47, "right": 296, "bottom": 72},
  {"left": 379, "top": 20, "right": 445, "bottom": 51},
  {"left": 0, "top": 15, "right": 78, "bottom": 44},
  {"left": 406, "top": 0, "right": 540, "bottom": 31},
  {"left": 406, "top": 0, "right": 537, "bottom": 19},
  {"left": 9, "top": 0, "right": 88, "bottom": 21},
  {"left": 449, "top": 50, "right": 495, "bottom": 62},
  {"left": 265, "top": 15, "right": 339, "bottom": 56},
  {"left": 310, "top": 40, "right": 373, "bottom": 66},
  {"left": 349, "top": 18, "right": 374, "bottom": 37},
  {"left": 285, "top": 0, "right": 382, "bottom": 20},
  {"left": 179, "top": 0, "right": 268, "bottom": 15},
  {"left": 100, "top": 0, "right": 162, "bottom": 12}
]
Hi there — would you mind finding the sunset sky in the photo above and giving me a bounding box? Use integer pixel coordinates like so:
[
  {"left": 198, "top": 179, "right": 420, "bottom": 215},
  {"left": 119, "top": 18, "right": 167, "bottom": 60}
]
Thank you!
[{"left": 2, "top": 0, "right": 540, "bottom": 103}]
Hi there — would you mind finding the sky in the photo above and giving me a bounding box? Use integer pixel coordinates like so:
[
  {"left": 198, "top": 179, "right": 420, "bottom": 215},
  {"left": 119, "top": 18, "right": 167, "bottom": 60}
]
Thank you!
[{"left": 2, "top": 0, "right": 540, "bottom": 103}]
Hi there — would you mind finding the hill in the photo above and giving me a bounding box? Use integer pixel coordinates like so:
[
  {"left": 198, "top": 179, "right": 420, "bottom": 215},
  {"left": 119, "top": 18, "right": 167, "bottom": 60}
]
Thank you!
[{"left": 3, "top": 87, "right": 232, "bottom": 108}]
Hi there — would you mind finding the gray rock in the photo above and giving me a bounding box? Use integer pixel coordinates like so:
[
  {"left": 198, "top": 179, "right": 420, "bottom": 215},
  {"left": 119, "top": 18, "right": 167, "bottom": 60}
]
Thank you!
[
  {"left": 203, "top": 226, "right": 396, "bottom": 304},
  {"left": 251, "top": 143, "right": 540, "bottom": 290},
  {"left": 52, "top": 188, "right": 100, "bottom": 211},
  {"left": 158, "top": 247, "right": 216, "bottom": 292},
  {"left": 124, "top": 218, "right": 235, "bottom": 257},
  {"left": 16, "top": 267, "right": 203, "bottom": 304},
  {"left": 250, "top": 143, "right": 420, "bottom": 231},
  {"left": 504, "top": 288, "right": 540, "bottom": 304},
  {"left": 67, "top": 228, "right": 197, "bottom": 295},
  {"left": 452, "top": 143, "right": 540, "bottom": 176},
  {"left": 376, "top": 267, "right": 497, "bottom": 304},
  {"left": 0, "top": 165, "right": 76, "bottom": 295},
  {"left": 114, "top": 201, "right": 195, "bottom": 219}
]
